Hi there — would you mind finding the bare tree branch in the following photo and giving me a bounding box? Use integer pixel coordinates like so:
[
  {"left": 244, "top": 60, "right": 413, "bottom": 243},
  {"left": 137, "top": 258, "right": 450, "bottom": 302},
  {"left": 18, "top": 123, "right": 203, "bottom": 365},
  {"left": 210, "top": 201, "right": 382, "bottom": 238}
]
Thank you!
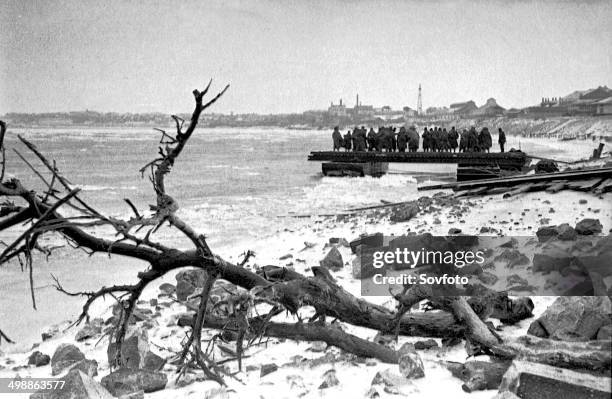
[
  {"left": 0, "top": 121, "right": 6, "bottom": 182},
  {"left": 0, "top": 328, "right": 14, "bottom": 345},
  {"left": 0, "top": 188, "right": 80, "bottom": 264}
]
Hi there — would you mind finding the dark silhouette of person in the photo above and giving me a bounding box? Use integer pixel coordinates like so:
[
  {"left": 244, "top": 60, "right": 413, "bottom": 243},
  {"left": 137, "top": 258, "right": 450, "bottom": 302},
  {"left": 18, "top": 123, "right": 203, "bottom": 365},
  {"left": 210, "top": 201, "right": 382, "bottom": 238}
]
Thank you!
[
  {"left": 332, "top": 126, "right": 343, "bottom": 151},
  {"left": 367, "top": 127, "right": 377, "bottom": 151},
  {"left": 354, "top": 126, "right": 367, "bottom": 151},
  {"left": 376, "top": 126, "right": 385, "bottom": 151},
  {"left": 343, "top": 130, "right": 352, "bottom": 151},
  {"left": 397, "top": 126, "right": 408, "bottom": 152},
  {"left": 498, "top": 128, "right": 507, "bottom": 152},
  {"left": 352, "top": 126, "right": 359, "bottom": 150},
  {"left": 379, "top": 127, "right": 392, "bottom": 152},
  {"left": 459, "top": 129, "right": 469, "bottom": 152},
  {"left": 432, "top": 127, "right": 440, "bottom": 152},
  {"left": 440, "top": 128, "right": 450, "bottom": 152},
  {"left": 448, "top": 126, "right": 459, "bottom": 153},
  {"left": 408, "top": 126, "right": 419, "bottom": 152},
  {"left": 422, "top": 127, "right": 430, "bottom": 152},
  {"left": 479, "top": 127, "right": 492, "bottom": 153},
  {"left": 467, "top": 127, "right": 478, "bottom": 152}
]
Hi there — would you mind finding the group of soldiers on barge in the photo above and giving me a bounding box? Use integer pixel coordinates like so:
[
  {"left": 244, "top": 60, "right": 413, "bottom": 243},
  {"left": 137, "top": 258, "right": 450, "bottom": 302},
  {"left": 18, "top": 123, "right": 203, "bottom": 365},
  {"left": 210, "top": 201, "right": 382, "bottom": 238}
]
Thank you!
[{"left": 332, "top": 125, "right": 506, "bottom": 153}]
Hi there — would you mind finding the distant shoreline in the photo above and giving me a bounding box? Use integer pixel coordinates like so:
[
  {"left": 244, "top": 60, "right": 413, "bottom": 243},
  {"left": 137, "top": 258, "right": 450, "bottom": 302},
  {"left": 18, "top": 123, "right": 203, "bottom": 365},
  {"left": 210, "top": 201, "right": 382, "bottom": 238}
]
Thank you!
[
  {"left": 4, "top": 114, "right": 612, "bottom": 127},
  {"left": 4, "top": 115, "right": 612, "bottom": 141}
]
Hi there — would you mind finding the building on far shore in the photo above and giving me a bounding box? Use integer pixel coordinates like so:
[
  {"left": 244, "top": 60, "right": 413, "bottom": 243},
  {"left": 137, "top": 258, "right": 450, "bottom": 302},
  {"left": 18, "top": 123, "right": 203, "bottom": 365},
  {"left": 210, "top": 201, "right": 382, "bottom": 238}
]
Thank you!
[
  {"left": 379, "top": 105, "right": 392, "bottom": 114},
  {"left": 505, "top": 108, "right": 526, "bottom": 118},
  {"left": 567, "top": 86, "right": 612, "bottom": 115},
  {"left": 415, "top": 106, "right": 455, "bottom": 122},
  {"left": 528, "top": 86, "right": 612, "bottom": 116},
  {"left": 449, "top": 101, "right": 477, "bottom": 116},
  {"left": 352, "top": 94, "right": 375, "bottom": 117},
  {"left": 595, "top": 97, "right": 612, "bottom": 115},
  {"left": 328, "top": 99, "right": 348, "bottom": 117},
  {"left": 403, "top": 106, "right": 417, "bottom": 117},
  {"left": 472, "top": 98, "right": 506, "bottom": 117},
  {"left": 568, "top": 99, "right": 598, "bottom": 115}
]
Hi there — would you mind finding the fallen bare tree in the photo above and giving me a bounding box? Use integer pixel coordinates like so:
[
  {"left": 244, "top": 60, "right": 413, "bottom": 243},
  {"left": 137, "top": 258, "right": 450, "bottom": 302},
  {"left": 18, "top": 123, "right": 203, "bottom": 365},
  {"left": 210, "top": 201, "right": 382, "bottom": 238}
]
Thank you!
[{"left": 0, "top": 86, "right": 610, "bottom": 386}]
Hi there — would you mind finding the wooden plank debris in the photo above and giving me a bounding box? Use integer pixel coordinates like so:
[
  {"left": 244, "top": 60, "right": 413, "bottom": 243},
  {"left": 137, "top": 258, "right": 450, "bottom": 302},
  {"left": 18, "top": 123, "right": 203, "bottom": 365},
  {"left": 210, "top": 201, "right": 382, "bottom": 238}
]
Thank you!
[
  {"left": 453, "top": 190, "right": 470, "bottom": 198},
  {"left": 345, "top": 200, "right": 413, "bottom": 212},
  {"left": 455, "top": 187, "right": 489, "bottom": 198},
  {"left": 545, "top": 181, "right": 567, "bottom": 193},
  {"left": 502, "top": 184, "right": 536, "bottom": 198},
  {"left": 565, "top": 178, "right": 603, "bottom": 191},
  {"left": 594, "top": 178, "right": 612, "bottom": 194},
  {"left": 486, "top": 187, "right": 513, "bottom": 195},
  {"left": 498, "top": 360, "right": 611, "bottom": 399},
  {"left": 418, "top": 166, "right": 612, "bottom": 192}
]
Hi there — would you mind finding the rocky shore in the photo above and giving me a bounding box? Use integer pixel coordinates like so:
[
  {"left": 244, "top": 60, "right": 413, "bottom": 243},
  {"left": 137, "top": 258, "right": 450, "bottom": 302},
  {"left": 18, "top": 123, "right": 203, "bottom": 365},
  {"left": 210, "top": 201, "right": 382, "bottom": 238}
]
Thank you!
[{"left": 0, "top": 188, "right": 610, "bottom": 399}]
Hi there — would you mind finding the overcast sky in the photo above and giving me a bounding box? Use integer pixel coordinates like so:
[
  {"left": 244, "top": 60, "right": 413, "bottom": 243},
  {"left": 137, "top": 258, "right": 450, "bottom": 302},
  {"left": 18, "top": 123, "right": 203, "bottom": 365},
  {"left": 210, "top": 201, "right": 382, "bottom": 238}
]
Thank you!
[{"left": 1, "top": 0, "right": 610, "bottom": 114}]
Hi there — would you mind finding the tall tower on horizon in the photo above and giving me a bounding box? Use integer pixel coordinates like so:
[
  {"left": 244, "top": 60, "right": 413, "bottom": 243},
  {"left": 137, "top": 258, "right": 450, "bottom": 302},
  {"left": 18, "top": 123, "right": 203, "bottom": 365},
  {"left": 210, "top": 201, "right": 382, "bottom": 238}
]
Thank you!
[{"left": 417, "top": 84, "right": 422, "bottom": 115}]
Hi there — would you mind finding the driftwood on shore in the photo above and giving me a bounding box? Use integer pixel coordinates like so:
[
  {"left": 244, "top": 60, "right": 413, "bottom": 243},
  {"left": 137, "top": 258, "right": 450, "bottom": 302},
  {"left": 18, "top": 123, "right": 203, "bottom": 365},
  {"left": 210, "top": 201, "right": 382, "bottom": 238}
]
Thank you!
[
  {"left": 183, "top": 314, "right": 401, "bottom": 364},
  {"left": 491, "top": 336, "right": 612, "bottom": 373},
  {"left": 445, "top": 360, "right": 511, "bottom": 392}
]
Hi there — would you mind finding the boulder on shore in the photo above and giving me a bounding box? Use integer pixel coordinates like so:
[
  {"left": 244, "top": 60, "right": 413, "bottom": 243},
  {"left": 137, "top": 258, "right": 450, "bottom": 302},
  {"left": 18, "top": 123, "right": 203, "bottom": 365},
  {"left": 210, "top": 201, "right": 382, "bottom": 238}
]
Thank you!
[
  {"left": 414, "top": 339, "right": 438, "bottom": 350},
  {"left": 107, "top": 326, "right": 165, "bottom": 371},
  {"left": 75, "top": 318, "right": 103, "bottom": 342},
  {"left": 498, "top": 360, "right": 611, "bottom": 399},
  {"left": 575, "top": 218, "right": 603, "bottom": 235},
  {"left": 371, "top": 368, "right": 418, "bottom": 396},
  {"left": 478, "top": 271, "right": 499, "bottom": 285},
  {"left": 532, "top": 251, "right": 572, "bottom": 273},
  {"left": 494, "top": 249, "right": 529, "bottom": 268},
  {"left": 175, "top": 269, "right": 208, "bottom": 301},
  {"left": 329, "top": 237, "right": 349, "bottom": 247},
  {"left": 351, "top": 248, "right": 381, "bottom": 279},
  {"left": 41, "top": 321, "right": 70, "bottom": 342},
  {"left": 319, "top": 247, "right": 343, "bottom": 271},
  {"left": 527, "top": 296, "right": 611, "bottom": 340},
  {"left": 51, "top": 344, "right": 85, "bottom": 376},
  {"left": 556, "top": 223, "right": 578, "bottom": 240},
  {"left": 260, "top": 363, "right": 278, "bottom": 377},
  {"left": 571, "top": 235, "right": 612, "bottom": 297},
  {"left": 28, "top": 351, "right": 50, "bottom": 367},
  {"left": 319, "top": 369, "right": 340, "bottom": 389},
  {"left": 398, "top": 343, "right": 425, "bottom": 379},
  {"left": 31, "top": 369, "right": 113, "bottom": 399},
  {"left": 389, "top": 202, "right": 419, "bottom": 223},
  {"left": 536, "top": 223, "right": 578, "bottom": 242},
  {"left": 158, "top": 283, "right": 176, "bottom": 296},
  {"left": 349, "top": 233, "right": 384, "bottom": 253},
  {"left": 67, "top": 359, "right": 99, "bottom": 377},
  {"left": 101, "top": 368, "right": 167, "bottom": 397}
]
